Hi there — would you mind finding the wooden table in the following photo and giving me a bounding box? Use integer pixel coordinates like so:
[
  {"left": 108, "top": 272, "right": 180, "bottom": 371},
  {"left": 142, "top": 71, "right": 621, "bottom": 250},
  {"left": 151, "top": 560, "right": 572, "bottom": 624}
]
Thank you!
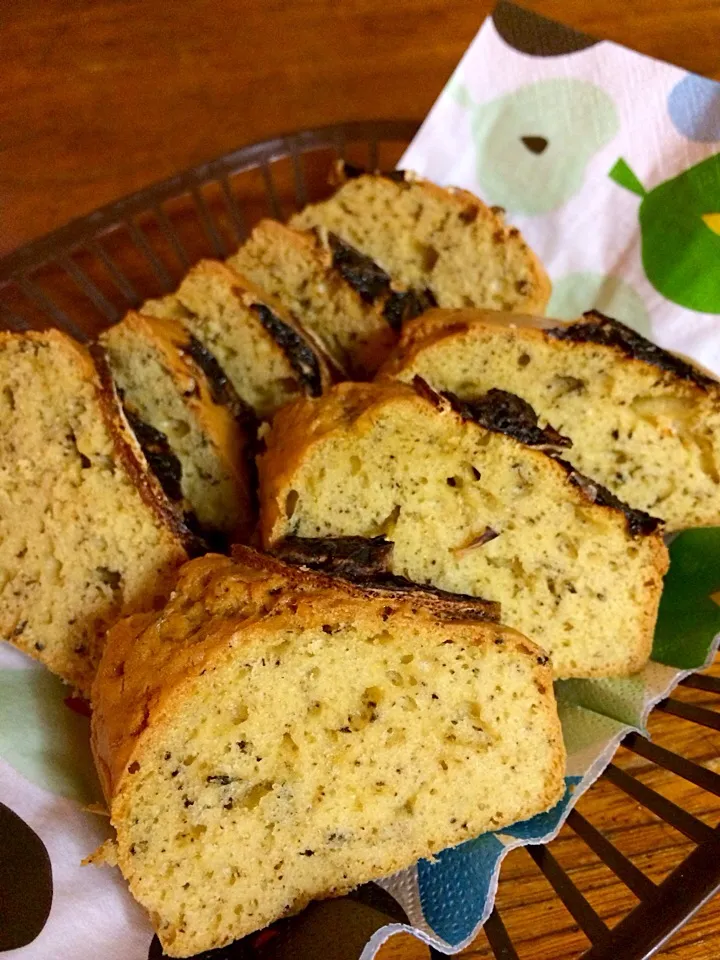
[{"left": 3, "top": 1, "right": 720, "bottom": 957}]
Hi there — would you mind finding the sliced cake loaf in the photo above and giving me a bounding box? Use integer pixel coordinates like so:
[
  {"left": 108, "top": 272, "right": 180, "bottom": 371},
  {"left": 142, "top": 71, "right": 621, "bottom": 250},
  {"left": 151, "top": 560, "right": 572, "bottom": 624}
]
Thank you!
[
  {"left": 259, "top": 381, "right": 669, "bottom": 679},
  {"left": 290, "top": 164, "right": 551, "bottom": 315},
  {"left": 0, "top": 330, "right": 190, "bottom": 694},
  {"left": 101, "top": 311, "right": 255, "bottom": 540},
  {"left": 90, "top": 547, "right": 565, "bottom": 956},
  {"left": 143, "top": 260, "right": 331, "bottom": 419},
  {"left": 229, "top": 219, "right": 404, "bottom": 378},
  {"left": 379, "top": 309, "right": 720, "bottom": 530}
]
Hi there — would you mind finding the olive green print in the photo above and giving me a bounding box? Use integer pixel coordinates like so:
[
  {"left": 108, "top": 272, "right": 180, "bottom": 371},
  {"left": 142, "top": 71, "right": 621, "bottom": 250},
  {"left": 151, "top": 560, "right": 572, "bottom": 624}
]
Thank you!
[
  {"left": 556, "top": 675, "right": 646, "bottom": 728},
  {"left": 652, "top": 528, "right": 720, "bottom": 669},
  {"left": 455, "top": 79, "right": 618, "bottom": 215},
  {"left": 548, "top": 272, "right": 650, "bottom": 337},
  {"left": 0, "top": 668, "right": 102, "bottom": 804},
  {"left": 610, "top": 153, "right": 720, "bottom": 313}
]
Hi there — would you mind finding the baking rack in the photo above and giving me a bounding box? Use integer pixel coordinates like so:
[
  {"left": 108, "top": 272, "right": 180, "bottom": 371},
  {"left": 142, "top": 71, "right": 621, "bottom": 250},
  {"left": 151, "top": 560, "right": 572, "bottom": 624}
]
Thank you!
[{"left": 2, "top": 121, "right": 719, "bottom": 960}]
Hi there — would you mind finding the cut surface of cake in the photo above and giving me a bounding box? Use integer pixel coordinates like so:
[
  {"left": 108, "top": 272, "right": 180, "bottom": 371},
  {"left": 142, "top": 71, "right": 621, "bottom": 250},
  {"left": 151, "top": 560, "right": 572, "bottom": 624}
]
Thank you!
[
  {"left": 259, "top": 381, "right": 668, "bottom": 679},
  {"left": 90, "top": 547, "right": 565, "bottom": 956},
  {"left": 379, "top": 308, "right": 720, "bottom": 530},
  {"left": 229, "top": 219, "right": 406, "bottom": 378},
  {"left": 143, "top": 260, "right": 331, "bottom": 418},
  {"left": 101, "top": 311, "right": 256, "bottom": 539},
  {"left": 290, "top": 165, "right": 551, "bottom": 315},
  {"left": 0, "top": 330, "right": 189, "bottom": 694}
]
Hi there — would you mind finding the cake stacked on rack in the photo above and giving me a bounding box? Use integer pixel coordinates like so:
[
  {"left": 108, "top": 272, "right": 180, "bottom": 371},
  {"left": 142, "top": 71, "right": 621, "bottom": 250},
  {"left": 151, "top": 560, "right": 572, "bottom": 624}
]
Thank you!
[
  {"left": 100, "top": 311, "right": 256, "bottom": 541},
  {"left": 4, "top": 159, "right": 720, "bottom": 959},
  {"left": 142, "top": 259, "right": 332, "bottom": 418},
  {"left": 90, "top": 546, "right": 566, "bottom": 957},
  {"left": 378, "top": 308, "right": 720, "bottom": 530},
  {"left": 257, "top": 378, "right": 669, "bottom": 679},
  {"left": 0, "top": 330, "right": 192, "bottom": 694}
]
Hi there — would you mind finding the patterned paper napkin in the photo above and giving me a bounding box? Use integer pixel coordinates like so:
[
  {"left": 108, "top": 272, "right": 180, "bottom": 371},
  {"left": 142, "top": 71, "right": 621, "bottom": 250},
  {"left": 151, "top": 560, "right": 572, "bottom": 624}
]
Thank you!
[{"left": 2, "top": 3, "right": 720, "bottom": 958}]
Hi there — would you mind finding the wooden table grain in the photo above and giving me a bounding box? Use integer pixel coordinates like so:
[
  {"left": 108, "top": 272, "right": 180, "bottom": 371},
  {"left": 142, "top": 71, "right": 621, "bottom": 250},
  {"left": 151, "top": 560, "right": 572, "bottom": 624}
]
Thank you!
[{"left": 3, "top": 1, "right": 720, "bottom": 957}]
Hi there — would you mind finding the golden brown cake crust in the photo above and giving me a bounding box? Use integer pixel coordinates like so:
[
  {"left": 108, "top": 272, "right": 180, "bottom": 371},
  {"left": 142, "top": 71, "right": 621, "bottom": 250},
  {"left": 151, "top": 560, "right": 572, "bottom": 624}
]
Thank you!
[
  {"left": 257, "top": 381, "right": 669, "bottom": 679},
  {"left": 293, "top": 167, "right": 552, "bottom": 316},
  {"left": 91, "top": 548, "right": 562, "bottom": 802},
  {"left": 0, "top": 330, "right": 190, "bottom": 693},
  {"left": 192, "top": 260, "right": 335, "bottom": 396},
  {"left": 91, "top": 547, "right": 565, "bottom": 955},
  {"left": 376, "top": 309, "right": 720, "bottom": 529},
  {"left": 101, "top": 311, "right": 256, "bottom": 539}
]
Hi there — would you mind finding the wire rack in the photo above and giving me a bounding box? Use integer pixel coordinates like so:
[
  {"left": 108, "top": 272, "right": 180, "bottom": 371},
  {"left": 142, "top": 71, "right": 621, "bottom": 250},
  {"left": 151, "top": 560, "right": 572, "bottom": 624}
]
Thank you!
[{"left": 2, "top": 121, "right": 719, "bottom": 960}]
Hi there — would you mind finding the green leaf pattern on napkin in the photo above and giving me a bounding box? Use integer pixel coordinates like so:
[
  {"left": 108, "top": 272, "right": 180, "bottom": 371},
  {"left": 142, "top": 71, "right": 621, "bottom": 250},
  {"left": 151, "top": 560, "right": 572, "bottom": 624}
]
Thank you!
[
  {"left": 455, "top": 78, "right": 619, "bottom": 215},
  {"left": 611, "top": 153, "right": 720, "bottom": 314},
  {"left": 0, "top": 667, "right": 102, "bottom": 805}
]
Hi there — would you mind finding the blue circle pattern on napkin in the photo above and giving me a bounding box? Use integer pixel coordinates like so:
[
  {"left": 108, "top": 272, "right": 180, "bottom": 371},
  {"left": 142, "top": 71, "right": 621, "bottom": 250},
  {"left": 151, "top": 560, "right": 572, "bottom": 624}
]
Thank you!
[{"left": 668, "top": 74, "right": 720, "bottom": 143}]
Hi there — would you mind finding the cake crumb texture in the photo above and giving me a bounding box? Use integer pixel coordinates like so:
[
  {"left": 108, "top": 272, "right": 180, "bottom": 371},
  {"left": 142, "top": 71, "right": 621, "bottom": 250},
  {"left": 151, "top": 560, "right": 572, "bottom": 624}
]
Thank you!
[
  {"left": 291, "top": 169, "right": 551, "bottom": 315},
  {"left": 91, "top": 548, "right": 565, "bottom": 956},
  {"left": 0, "top": 330, "right": 188, "bottom": 694},
  {"left": 379, "top": 308, "right": 720, "bottom": 530},
  {"left": 259, "top": 381, "right": 668, "bottom": 679}
]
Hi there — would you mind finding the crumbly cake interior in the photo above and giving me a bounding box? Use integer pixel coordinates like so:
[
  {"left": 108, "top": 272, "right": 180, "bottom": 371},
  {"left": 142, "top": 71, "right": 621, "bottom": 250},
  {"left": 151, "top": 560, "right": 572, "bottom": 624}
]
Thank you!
[
  {"left": 291, "top": 175, "right": 549, "bottom": 314},
  {"left": 112, "top": 612, "right": 561, "bottom": 955},
  {"left": 265, "top": 397, "right": 665, "bottom": 677},
  {"left": 229, "top": 220, "right": 394, "bottom": 377},
  {"left": 389, "top": 321, "right": 720, "bottom": 530},
  {"left": 0, "top": 334, "right": 184, "bottom": 693},
  {"left": 102, "top": 320, "right": 245, "bottom": 535},
  {"left": 144, "top": 266, "right": 301, "bottom": 418}
]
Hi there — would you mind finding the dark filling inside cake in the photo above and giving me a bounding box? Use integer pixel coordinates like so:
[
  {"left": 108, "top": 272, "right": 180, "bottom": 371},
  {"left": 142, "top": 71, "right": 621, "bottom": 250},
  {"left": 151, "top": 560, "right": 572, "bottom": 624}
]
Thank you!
[
  {"left": 340, "top": 161, "right": 409, "bottom": 185},
  {"left": 550, "top": 460, "right": 663, "bottom": 537},
  {"left": 122, "top": 406, "right": 211, "bottom": 554},
  {"left": 123, "top": 408, "right": 184, "bottom": 503},
  {"left": 413, "top": 377, "right": 571, "bottom": 449},
  {"left": 327, "top": 232, "right": 390, "bottom": 303},
  {"left": 249, "top": 303, "right": 323, "bottom": 397},
  {"left": 183, "top": 336, "right": 257, "bottom": 427},
  {"left": 325, "top": 231, "right": 436, "bottom": 331},
  {"left": 411, "top": 377, "right": 659, "bottom": 538},
  {"left": 446, "top": 387, "right": 572, "bottom": 449},
  {"left": 382, "top": 289, "right": 437, "bottom": 332},
  {"left": 272, "top": 534, "right": 500, "bottom": 621},
  {"left": 548, "top": 311, "right": 716, "bottom": 390},
  {"left": 273, "top": 533, "right": 394, "bottom": 576}
]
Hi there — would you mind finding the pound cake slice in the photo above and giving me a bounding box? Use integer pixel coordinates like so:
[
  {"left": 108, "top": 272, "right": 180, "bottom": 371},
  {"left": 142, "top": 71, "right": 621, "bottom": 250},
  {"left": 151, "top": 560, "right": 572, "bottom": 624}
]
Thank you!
[
  {"left": 143, "top": 260, "right": 331, "bottom": 419},
  {"left": 229, "top": 219, "right": 398, "bottom": 377},
  {"left": 259, "top": 381, "right": 669, "bottom": 679},
  {"left": 290, "top": 164, "right": 551, "bottom": 315},
  {"left": 379, "top": 309, "right": 720, "bottom": 530},
  {"left": 101, "top": 311, "right": 255, "bottom": 539},
  {"left": 90, "top": 547, "right": 565, "bottom": 957},
  {"left": 0, "top": 330, "right": 190, "bottom": 694}
]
